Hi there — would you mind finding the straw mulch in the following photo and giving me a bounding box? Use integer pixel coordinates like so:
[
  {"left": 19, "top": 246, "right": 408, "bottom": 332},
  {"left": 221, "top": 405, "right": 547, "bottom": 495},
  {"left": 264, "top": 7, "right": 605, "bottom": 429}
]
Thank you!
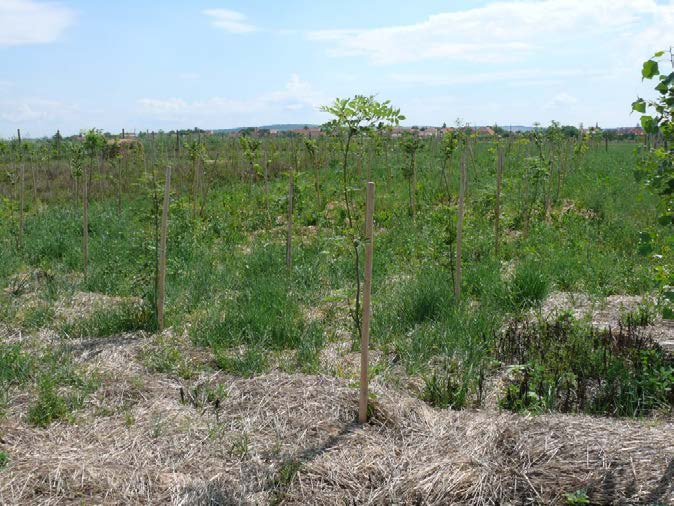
[{"left": 1, "top": 361, "right": 672, "bottom": 505}]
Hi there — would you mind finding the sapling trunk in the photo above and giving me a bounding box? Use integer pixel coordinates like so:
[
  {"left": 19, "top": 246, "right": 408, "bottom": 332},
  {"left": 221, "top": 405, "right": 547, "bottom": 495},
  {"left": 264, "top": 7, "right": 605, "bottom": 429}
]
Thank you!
[
  {"left": 411, "top": 151, "right": 417, "bottom": 222},
  {"left": 17, "top": 129, "right": 24, "bottom": 250},
  {"left": 359, "top": 181, "right": 375, "bottom": 424},
  {"left": 31, "top": 156, "right": 37, "bottom": 202},
  {"left": 83, "top": 160, "right": 89, "bottom": 281},
  {"left": 495, "top": 144, "right": 503, "bottom": 257},
  {"left": 157, "top": 165, "right": 171, "bottom": 332},
  {"left": 454, "top": 153, "right": 466, "bottom": 302},
  {"left": 314, "top": 154, "right": 321, "bottom": 210},
  {"left": 286, "top": 168, "right": 294, "bottom": 272}
]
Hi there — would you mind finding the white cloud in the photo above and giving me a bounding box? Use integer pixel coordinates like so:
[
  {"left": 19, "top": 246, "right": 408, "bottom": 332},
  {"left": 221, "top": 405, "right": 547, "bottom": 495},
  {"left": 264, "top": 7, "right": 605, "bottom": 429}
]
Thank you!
[
  {"left": 203, "top": 8, "right": 258, "bottom": 34},
  {"left": 137, "top": 75, "right": 328, "bottom": 121},
  {"left": 547, "top": 92, "right": 579, "bottom": 109},
  {"left": 308, "top": 0, "right": 670, "bottom": 64},
  {"left": 0, "top": 0, "right": 75, "bottom": 47},
  {"left": 0, "top": 98, "right": 80, "bottom": 123}
]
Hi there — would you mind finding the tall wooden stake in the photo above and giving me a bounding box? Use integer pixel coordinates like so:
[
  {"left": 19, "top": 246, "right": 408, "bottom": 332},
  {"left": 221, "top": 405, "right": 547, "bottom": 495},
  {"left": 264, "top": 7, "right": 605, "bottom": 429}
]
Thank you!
[
  {"left": 359, "top": 181, "right": 375, "bottom": 424},
  {"left": 83, "top": 158, "right": 89, "bottom": 281},
  {"left": 495, "top": 144, "right": 503, "bottom": 257},
  {"left": 157, "top": 166, "right": 172, "bottom": 332},
  {"left": 455, "top": 153, "right": 466, "bottom": 301},
  {"left": 286, "top": 168, "right": 294, "bottom": 271},
  {"left": 17, "top": 129, "right": 24, "bottom": 250}
]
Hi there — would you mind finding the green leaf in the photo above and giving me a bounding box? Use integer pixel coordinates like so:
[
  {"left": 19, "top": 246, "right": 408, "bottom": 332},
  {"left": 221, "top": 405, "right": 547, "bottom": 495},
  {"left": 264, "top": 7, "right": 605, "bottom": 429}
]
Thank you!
[
  {"left": 663, "top": 306, "right": 674, "bottom": 320},
  {"left": 653, "top": 50, "right": 665, "bottom": 58},
  {"left": 657, "top": 214, "right": 673, "bottom": 226},
  {"left": 663, "top": 291, "right": 674, "bottom": 303},
  {"left": 631, "top": 98, "right": 646, "bottom": 113},
  {"left": 640, "top": 115, "right": 658, "bottom": 134},
  {"left": 642, "top": 60, "right": 660, "bottom": 79},
  {"left": 637, "top": 243, "right": 653, "bottom": 256},
  {"left": 655, "top": 81, "right": 668, "bottom": 93}
]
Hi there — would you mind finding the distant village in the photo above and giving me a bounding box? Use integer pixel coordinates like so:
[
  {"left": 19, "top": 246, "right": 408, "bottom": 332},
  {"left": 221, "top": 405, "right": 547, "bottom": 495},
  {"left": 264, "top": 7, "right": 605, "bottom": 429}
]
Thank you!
[
  {"left": 98, "top": 124, "right": 646, "bottom": 141},
  {"left": 43, "top": 124, "right": 645, "bottom": 143}
]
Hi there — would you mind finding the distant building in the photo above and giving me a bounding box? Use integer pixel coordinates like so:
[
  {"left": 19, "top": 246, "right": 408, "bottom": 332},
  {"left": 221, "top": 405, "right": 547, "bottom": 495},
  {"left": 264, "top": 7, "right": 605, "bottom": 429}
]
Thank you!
[{"left": 290, "top": 127, "right": 324, "bottom": 138}]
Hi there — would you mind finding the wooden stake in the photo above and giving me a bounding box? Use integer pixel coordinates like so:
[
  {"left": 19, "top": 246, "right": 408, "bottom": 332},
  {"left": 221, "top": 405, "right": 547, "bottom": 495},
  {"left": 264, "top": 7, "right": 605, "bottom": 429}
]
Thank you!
[
  {"left": 359, "top": 181, "right": 375, "bottom": 424},
  {"left": 286, "top": 169, "right": 294, "bottom": 271},
  {"left": 83, "top": 159, "right": 89, "bottom": 281},
  {"left": 157, "top": 165, "right": 172, "bottom": 332},
  {"left": 454, "top": 153, "right": 466, "bottom": 302},
  {"left": 17, "top": 129, "right": 24, "bottom": 250},
  {"left": 495, "top": 144, "right": 503, "bottom": 257}
]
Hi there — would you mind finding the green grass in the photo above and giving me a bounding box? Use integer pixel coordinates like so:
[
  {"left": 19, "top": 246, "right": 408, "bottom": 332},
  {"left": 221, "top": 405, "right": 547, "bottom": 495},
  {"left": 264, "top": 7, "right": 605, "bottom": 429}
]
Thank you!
[{"left": 0, "top": 137, "right": 670, "bottom": 420}]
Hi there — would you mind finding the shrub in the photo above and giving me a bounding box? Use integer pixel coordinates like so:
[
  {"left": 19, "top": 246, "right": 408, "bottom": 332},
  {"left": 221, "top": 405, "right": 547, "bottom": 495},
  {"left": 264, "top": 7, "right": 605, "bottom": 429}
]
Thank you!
[{"left": 498, "top": 316, "right": 674, "bottom": 416}]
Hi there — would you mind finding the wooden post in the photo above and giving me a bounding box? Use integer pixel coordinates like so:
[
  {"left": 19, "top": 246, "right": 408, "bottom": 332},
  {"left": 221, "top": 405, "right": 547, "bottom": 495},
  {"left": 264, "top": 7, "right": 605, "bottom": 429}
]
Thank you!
[
  {"left": 359, "top": 181, "right": 375, "bottom": 424},
  {"left": 286, "top": 169, "right": 294, "bottom": 271},
  {"left": 495, "top": 144, "right": 503, "bottom": 257},
  {"left": 17, "top": 129, "right": 24, "bottom": 250},
  {"left": 157, "top": 166, "right": 172, "bottom": 332},
  {"left": 83, "top": 157, "right": 89, "bottom": 281},
  {"left": 411, "top": 151, "right": 417, "bottom": 222},
  {"left": 454, "top": 153, "right": 466, "bottom": 301}
]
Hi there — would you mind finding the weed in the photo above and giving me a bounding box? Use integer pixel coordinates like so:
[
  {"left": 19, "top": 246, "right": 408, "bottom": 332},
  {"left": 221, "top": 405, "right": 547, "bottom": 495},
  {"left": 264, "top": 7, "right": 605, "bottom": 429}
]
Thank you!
[{"left": 214, "top": 347, "right": 268, "bottom": 377}]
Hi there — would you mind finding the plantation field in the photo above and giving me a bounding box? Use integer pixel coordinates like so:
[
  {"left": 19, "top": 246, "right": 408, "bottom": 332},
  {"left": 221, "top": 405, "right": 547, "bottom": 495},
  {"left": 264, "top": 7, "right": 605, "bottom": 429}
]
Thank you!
[{"left": 0, "top": 130, "right": 673, "bottom": 504}]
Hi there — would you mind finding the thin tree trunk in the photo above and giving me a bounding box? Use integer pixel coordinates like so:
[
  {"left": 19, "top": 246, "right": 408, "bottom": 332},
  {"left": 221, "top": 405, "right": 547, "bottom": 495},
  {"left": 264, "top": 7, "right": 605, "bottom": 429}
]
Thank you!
[
  {"left": 495, "top": 145, "right": 503, "bottom": 257},
  {"left": 83, "top": 161, "right": 89, "bottom": 281},
  {"left": 359, "top": 181, "right": 375, "bottom": 424},
  {"left": 454, "top": 154, "right": 466, "bottom": 302},
  {"left": 157, "top": 166, "right": 171, "bottom": 331},
  {"left": 286, "top": 168, "right": 294, "bottom": 272},
  {"left": 17, "top": 129, "right": 24, "bottom": 249}
]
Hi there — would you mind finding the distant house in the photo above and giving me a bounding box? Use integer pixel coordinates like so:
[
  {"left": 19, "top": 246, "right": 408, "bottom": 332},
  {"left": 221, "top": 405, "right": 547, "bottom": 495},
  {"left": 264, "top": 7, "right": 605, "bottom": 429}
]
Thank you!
[
  {"left": 476, "top": 127, "right": 495, "bottom": 136},
  {"left": 391, "top": 127, "right": 407, "bottom": 138},
  {"left": 291, "top": 127, "right": 324, "bottom": 138},
  {"left": 418, "top": 127, "right": 438, "bottom": 138}
]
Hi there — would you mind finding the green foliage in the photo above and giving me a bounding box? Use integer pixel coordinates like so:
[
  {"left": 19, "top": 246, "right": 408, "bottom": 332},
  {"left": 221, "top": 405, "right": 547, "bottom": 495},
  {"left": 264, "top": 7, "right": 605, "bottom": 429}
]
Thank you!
[
  {"left": 60, "top": 301, "right": 154, "bottom": 338},
  {"left": 0, "top": 451, "right": 8, "bottom": 470},
  {"left": 25, "top": 349, "right": 98, "bottom": 427},
  {"left": 563, "top": 489, "right": 590, "bottom": 505},
  {"left": 509, "top": 260, "right": 550, "bottom": 309},
  {"left": 498, "top": 316, "right": 673, "bottom": 416},
  {"left": 0, "top": 344, "right": 33, "bottom": 387},
  {"left": 215, "top": 347, "right": 268, "bottom": 377},
  {"left": 422, "top": 359, "right": 471, "bottom": 409}
]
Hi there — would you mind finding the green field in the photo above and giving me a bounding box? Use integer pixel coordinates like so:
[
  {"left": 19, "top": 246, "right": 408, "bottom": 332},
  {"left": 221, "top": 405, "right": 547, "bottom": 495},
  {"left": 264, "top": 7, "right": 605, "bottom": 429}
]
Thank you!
[{"left": 0, "top": 128, "right": 672, "bottom": 504}]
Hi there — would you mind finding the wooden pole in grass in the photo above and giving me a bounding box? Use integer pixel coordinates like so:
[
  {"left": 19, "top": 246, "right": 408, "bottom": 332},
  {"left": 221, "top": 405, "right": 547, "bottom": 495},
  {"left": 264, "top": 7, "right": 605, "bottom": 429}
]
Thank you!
[
  {"left": 83, "top": 151, "right": 89, "bottom": 281},
  {"left": 495, "top": 143, "right": 503, "bottom": 257},
  {"left": 454, "top": 153, "right": 466, "bottom": 302},
  {"left": 17, "top": 129, "right": 24, "bottom": 250},
  {"left": 157, "top": 165, "right": 172, "bottom": 332},
  {"left": 286, "top": 168, "right": 294, "bottom": 272},
  {"left": 359, "top": 181, "right": 375, "bottom": 424}
]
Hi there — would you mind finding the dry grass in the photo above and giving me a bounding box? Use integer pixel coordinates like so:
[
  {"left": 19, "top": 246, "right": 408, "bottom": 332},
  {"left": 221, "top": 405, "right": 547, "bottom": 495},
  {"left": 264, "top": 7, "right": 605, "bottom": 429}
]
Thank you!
[{"left": 1, "top": 332, "right": 672, "bottom": 505}]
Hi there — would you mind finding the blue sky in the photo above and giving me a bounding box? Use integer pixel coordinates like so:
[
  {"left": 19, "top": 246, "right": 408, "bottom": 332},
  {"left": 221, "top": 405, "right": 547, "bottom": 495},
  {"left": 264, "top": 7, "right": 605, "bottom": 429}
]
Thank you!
[{"left": 0, "top": 0, "right": 672, "bottom": 137}]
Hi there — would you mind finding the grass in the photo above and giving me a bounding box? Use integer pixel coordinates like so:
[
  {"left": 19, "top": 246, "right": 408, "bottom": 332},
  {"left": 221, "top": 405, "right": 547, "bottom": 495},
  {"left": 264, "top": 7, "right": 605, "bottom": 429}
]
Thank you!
[{"left": 0, "top": 137, "right": 670, "bottom": 422}]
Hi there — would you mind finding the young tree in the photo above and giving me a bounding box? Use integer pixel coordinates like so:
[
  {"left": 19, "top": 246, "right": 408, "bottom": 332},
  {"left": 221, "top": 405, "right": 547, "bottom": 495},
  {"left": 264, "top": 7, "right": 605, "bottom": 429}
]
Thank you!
[
  {"left": 321, "top": 95, "right": 404, "bottom": 338},
  {"left": 632, "top": 49, "right": 674, "bottom": 318},
  {"left": 401, "top": 131, "right": 423, "bottom": 221}
]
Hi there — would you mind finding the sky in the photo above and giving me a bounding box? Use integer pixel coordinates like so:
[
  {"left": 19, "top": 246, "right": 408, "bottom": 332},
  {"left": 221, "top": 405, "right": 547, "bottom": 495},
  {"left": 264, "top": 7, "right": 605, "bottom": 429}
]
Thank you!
[{"left": 0, "top": 0, "right": 673, "bottom": 138}]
